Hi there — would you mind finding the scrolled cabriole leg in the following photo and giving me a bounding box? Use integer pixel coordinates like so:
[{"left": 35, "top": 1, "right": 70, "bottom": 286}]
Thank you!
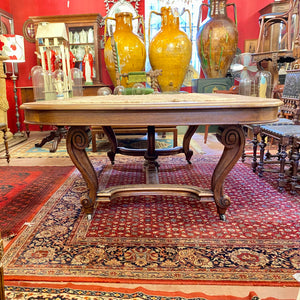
[
  {"left": 182, "top": 125, "right": 198, "bottom": 164},
  {"left": 212, "top": 125, "right": 245, "bottom": 220},
  {"left": 66, "top": 126, "right": 98, "bottom": 215},
  {"left": 102, "top": 126, "right": 118, "bottom": 165}
]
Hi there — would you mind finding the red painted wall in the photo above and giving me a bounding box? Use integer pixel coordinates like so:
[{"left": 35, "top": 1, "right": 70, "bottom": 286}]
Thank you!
[
  {"left": 1, "top": 0, "right": 274, "bottom": 133},
  {"left": 0, "top": 1, "right": 10, "bottom": 13}
]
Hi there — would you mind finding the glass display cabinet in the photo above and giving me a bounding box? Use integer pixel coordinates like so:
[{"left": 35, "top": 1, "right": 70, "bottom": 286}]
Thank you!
[{"left": 30, "top": 14, "right": 104, "bottom": 85}]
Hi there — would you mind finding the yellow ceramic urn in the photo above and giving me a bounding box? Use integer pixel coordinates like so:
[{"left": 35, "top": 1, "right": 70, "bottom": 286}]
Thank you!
[
  {"left": 104, "top": 12, "right": 146, "bottom": 87},
  {"left": 148, "top": 7, "right": 192, "bottom": 93}
]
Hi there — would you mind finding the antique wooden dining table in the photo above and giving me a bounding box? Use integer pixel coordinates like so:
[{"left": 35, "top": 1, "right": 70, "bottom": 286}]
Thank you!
[{"left": 21, "top": 93, "right": 282, "bottom": 220}]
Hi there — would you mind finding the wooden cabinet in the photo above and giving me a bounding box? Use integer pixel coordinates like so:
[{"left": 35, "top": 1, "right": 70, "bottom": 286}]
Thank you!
[
  {"left": 30, "top": 14, "right": 104, "bottom": 84},
  {"left": 192, "top": 78, "right": 234, "bottom": 93}
]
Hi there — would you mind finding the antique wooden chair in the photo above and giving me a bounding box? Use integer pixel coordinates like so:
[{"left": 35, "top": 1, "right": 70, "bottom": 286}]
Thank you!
[
  {"left": 256, "top": 0, "right": 299, "bottom": 54},
  {"left": 257, "top": 123, "right": 300, "bottom": 194},
  {"left": 280, "top": 69, "right": 300, "bottom": 124},
  {"left": 252, "top": 0, "right": 299, "bottom": 89},
  {"left": 0, "top": 123, "right": 10, "bottom": 163}
]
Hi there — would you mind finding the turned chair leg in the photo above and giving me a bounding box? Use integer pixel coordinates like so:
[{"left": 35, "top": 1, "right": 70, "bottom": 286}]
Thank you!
[
  {"left": 258, "top": 133, "right": 267, "bottom": 177},
  {"left": 251, "top": 125, "right": 260, "bottom": 172},
  {"left": 290, "top": 138, "right": 300, "bottom": 194},
  {"left": 1, "top": 125, "right": 10, "bottom": 163},
  {"left": 278, "top": 136, "right": 290, "bottom": 192}
]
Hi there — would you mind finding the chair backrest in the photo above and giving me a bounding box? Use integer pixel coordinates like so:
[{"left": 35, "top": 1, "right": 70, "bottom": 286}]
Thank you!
[
  {"left": 282, "top": 69, "right": 300, "bottom": 124},
  {"left": 284, "top": 0, "right": 298, "bottom": 17},
  {"left": 293, "top": 0, "right": 300, "bottom": 58}
]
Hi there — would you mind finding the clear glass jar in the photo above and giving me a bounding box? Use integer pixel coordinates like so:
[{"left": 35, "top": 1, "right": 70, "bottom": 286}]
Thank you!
[
  {"left": 71, "top": 68, "right": 83, "bottom": 97},
  {"left": 31, "top": 66, "right": 56, "bottom": 101},
  {"left": 254, "top": 70, "right": 272, "bottom": 98},
  {"left": 31, "top": 66, "right": 44, "bottom": 101},
  {"left": 239, "top": 69, "right": 253, "bottom": 96}
]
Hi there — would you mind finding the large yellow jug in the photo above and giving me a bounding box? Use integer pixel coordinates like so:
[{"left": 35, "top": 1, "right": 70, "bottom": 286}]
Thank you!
[
  {"left": 104, "top": 12, "right": 146, "bottom": 87},
  {"left": 149, "top": 7, "right": 192, "bottom": 93}
]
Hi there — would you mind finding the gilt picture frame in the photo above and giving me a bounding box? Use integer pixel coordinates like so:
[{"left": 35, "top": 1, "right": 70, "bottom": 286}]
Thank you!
[{"left": 244, "top": 39, "right": 258, "bottom": 53}]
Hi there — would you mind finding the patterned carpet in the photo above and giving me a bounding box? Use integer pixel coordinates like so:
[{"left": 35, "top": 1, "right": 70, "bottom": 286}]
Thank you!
[
  {"left": 3, "top": 283, "right": 268, "bottom": 300},
  {"left": 0, "top": 165, "right": 74, "bottom": 239},
  {"left": 7, "top": 131, "right": 204, "bottom": 158},
  {"left": 8, "top": 134, "right": 178, "bottom": 158},
  {"left": 2, "top": 155, "right": 299, "bottom": 286}
]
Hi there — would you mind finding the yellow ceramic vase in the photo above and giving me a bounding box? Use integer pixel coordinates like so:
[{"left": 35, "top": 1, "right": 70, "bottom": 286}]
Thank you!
[
  {"left": 104, "top": 12, "right": 146, "bottom": 87},
  {"left": 149, "top": 7, "right": 192, "bottom": 93}
]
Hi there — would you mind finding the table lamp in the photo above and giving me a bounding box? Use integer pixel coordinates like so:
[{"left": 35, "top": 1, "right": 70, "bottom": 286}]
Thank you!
[{"left": 0, "top": 34, "right": 25, "bottom": 137}]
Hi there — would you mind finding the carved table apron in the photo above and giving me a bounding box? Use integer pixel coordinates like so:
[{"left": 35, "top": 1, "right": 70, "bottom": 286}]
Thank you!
[{"left": 21, "top": 93, "right": 282, "bottom": 220}]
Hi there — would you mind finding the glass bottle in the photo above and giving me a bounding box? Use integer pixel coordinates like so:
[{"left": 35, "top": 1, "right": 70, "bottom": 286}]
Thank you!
[
  {"left": 254, "top": 70, "right": 272, "bottom": 98},
  {"left": 239, "top": 68, "right": 252, "bottom": 96},
  {"left": 71, "top": 68, "right": 83, "bottom": 97}
]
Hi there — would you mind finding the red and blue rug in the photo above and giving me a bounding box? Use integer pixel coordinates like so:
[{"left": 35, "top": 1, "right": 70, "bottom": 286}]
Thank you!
[
  {"left": 0, "top": 165, "right": 74, "bottom": 239},
  {"left": 2, "top": 155, "right": 300, "bottom": 286},
  {"left": 3, "top": 282, "right": 276, "bottom": 300}
]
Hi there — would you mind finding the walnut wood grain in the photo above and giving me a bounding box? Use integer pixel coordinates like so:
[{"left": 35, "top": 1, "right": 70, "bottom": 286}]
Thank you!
[
  {"left": 21, "top": 94, "right": 282, "bottom": 220},
  {"left": 66, "top": 126, "right": 98, "bottom": 215}
]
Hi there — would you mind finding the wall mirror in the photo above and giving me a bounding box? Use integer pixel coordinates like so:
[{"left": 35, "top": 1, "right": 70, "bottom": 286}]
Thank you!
[
  {"left": 0, "top": 8, "right": 14, "bottom": 35},
  {"left": 105, "top": 0, "right": 140, "bottom": 36},
  {"left": 0, "top": 9, "right": 16, "bottom": 75}
]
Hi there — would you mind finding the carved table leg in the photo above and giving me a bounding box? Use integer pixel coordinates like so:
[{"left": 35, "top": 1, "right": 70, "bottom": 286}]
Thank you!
[
  {"left": 66, "top": 126, "right": 98, "bottom": 216},
  {"left": 49, "top": 127, "right": 66, "bottom": 153},
  {"left": 144, "top": 126, "right": 159, "bottom": 184},
  {"left": 212, "top": 125, "right": 245, "bottom": 221},
  {"left": 182, "top": 125, "right": 198, "bottom": 163},
  {"left": 102, "top": 126, "right": 118, "bottom": 164},
  {"left": 35, "top": 126, "right": 67, "bottom": 153},
  {"left": 35, "top": 130, "right": 57, "bottom": 148},
  {"left": 144, "top": 126, "right": 159, "bottom": 167}
]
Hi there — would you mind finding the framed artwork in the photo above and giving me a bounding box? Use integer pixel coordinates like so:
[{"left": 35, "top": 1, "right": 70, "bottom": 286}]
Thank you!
[
  {"left": 104, "top": 0, "right": 141, "bottom": 15},
  {"left": 244, "top": 39, "right": 258, "bottom": 53},
  {"left": 23, "top": 19, "right": 35, "bottom": 43},
  {"left": 0, "top": 9, "right": 13, "bottom": 35}
]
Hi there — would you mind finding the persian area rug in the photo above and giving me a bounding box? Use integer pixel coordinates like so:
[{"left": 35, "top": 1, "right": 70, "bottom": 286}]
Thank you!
[
  {"left": 0, "top": 166, "right": 74, "bottom": 239},
  {"left": 3, "top": 282, "right": 276, "bottom": 300},
  {"left": 2, "top": 156, "right": 299, "bottom": 286},
  {"left": 8, "top": 132, "right": 183, "bottom": 159}
]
